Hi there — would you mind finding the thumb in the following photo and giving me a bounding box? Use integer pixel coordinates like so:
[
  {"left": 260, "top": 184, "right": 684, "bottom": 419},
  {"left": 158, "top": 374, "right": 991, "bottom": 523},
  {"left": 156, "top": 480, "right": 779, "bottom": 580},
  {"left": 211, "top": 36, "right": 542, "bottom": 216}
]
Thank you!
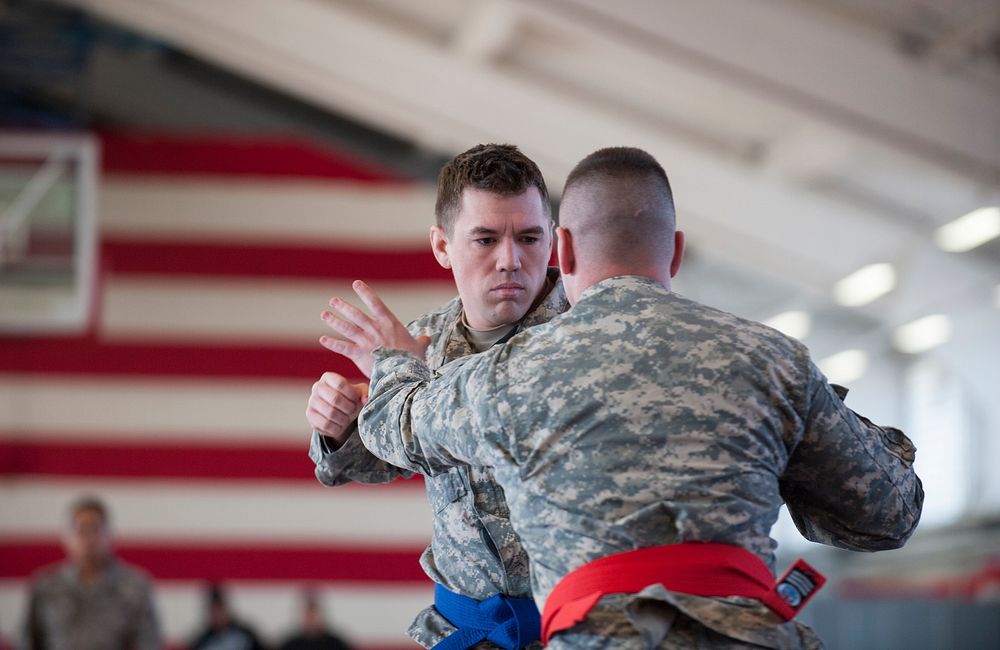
[
  {"left": 415, "top": 335, "right": 432, "bottom": 356},
  {"left": 355, "top": 382, "right": 370, "bottom": 405}
]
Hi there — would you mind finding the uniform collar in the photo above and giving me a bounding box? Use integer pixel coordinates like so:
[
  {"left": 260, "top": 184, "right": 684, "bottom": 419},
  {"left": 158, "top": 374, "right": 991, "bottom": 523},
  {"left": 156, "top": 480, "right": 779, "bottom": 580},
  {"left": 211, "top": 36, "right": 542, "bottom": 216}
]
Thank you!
[{"left": 576, "top": 275, "right": 667, "bottom": 303}]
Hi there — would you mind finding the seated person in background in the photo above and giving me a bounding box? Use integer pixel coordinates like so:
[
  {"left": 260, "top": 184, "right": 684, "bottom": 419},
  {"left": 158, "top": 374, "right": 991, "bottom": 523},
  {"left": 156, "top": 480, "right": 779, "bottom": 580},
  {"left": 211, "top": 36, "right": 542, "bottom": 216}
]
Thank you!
[
  {"left": 189, "top": 583, "right": 267, "bottom": 650},
  {"left": 22, "top": 495, "right": 161, "bottom": 650},
  {"left": 278, "top": 589, "right": 353, "bottom": 650}
]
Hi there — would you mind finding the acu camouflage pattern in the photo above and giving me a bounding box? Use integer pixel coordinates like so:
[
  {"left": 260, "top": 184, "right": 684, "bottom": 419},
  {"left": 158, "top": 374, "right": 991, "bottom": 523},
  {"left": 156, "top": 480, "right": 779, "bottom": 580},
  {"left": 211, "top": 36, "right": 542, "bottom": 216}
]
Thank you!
[
  {"left": 359, "top": 276, "right": 924, "bottom": 649},
  {"left": 24, "top": 559, "right": 161, "bottom": 650},
  {"left": 310, "top": 267, "right": 568, "bottom": 649}
]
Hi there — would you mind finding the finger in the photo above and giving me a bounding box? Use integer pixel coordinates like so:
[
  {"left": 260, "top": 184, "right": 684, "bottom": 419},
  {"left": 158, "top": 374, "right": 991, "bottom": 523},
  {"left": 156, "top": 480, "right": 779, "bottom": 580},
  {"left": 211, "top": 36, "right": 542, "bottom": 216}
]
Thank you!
[
  {"left": 313, "top": 381, "right": 360, "bottom": 412},
  {"left": 319, "top": 371, "right": 350, "bottom": 389},
  {"left": 354, "top": 382, "right": 370, "bottom": 405},
  {"left": 321, "top": 312, "right": 371, "bottom": 343},
  {"left": 307, "top": 406, "right": 337, "bottom": 435},
  {"left": 310, "top": 390, "right": 360, "bottom": 425},
  {"left": 307, "top": 392, "right": 341, "bottom": 427},
  {"left": 327, "top": 297, "right": 375, "bottom": 330},
  {"left": 319, "top": 335, "right": 363, "bottom": 358},
  {"left": 319, "top": 336, "right": 375, "bottom": 379},
  {"left": 353, "top": 280, "right": 401, "bottom": 324},
  {"left": 320, "top": 371, "right": 361, "bottom": 393},
  {"left": 322, "top": 377, "right": 366, "bottom": 410},
  {"left": 324, "top": 406, "right": 357, "bottom": 429},
  {"left": 307, "top": 406, "right": 353, "bottom": 436}
]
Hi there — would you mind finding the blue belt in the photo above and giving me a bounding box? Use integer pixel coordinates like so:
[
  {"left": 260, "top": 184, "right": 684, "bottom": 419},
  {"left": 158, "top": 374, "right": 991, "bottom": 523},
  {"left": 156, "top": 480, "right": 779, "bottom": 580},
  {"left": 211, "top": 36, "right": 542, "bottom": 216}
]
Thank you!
[{"left": 432, "top": 583, "right": 541, "bottom": 650}]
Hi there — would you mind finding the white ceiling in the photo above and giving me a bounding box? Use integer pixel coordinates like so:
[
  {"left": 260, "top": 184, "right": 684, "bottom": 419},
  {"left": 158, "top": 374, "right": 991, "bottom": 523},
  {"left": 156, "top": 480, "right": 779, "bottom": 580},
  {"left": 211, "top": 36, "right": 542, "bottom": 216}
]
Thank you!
[{"left": 53, "top": 0, "right": 1000, "bottom": 410}]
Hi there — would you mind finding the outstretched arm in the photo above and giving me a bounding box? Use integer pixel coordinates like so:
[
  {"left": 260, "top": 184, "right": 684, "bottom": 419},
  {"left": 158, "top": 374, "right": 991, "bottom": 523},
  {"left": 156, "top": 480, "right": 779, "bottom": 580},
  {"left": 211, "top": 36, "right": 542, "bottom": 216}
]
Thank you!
[{"left": 358, "top": 348, "right": 509, "bottom": 476}]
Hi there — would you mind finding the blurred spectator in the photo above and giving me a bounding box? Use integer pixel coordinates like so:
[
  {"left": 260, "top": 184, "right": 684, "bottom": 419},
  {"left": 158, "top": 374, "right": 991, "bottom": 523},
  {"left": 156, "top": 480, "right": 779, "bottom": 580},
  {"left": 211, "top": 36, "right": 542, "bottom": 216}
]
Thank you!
[
  {"left": 189, "top": 584, "right": 267, "bottom": 650},
  {"left": 278, "top": 590, "right": 353, "bottom": 650},
  {"left": 21, "top": 495, "right": 161, "bottom": 650}
]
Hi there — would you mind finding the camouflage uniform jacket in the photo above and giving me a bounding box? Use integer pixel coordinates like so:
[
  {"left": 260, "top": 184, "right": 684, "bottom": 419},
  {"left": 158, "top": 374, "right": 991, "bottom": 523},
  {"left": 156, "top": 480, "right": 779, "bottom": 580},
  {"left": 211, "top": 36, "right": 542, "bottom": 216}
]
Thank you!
[
  {"left": 310, "top": 267, "right": 568, "bottom": 648},
  {"left": 24, "top": 559, "right": 161, "bottom": 650},
  {"left": 359, "top": 276, "right": 924, "bottom": 649}
]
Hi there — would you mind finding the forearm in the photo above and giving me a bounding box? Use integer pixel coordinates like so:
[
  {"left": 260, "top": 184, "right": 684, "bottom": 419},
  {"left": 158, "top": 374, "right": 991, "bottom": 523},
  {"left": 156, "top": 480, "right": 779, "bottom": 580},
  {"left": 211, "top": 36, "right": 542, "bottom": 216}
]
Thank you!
[
  {"left": 310, "top": 427, "right": 413, "bottom": 485},
  {"left": 783, "top": 379, "right": 924, "bottom": 550},
  {"left": 358, "top": 351, "right": 440, "bottom": 474},
  {"left": 360, "top": 349, "right": 494, "bottom": 475}
]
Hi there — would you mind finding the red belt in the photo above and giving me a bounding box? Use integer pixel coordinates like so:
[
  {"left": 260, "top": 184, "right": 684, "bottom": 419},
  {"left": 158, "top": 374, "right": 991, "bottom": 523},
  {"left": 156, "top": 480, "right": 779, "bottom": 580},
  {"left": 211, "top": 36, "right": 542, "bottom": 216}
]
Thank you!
[{"left": 540, "top": 543, "right": 824, "bottom": 645}]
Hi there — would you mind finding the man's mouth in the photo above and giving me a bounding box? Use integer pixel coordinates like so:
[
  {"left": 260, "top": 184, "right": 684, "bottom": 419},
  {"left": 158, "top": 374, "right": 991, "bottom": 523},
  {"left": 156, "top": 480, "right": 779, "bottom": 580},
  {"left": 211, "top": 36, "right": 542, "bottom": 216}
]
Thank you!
[{"left": 492, "top": 282, "right": 525, "bottom": 296}]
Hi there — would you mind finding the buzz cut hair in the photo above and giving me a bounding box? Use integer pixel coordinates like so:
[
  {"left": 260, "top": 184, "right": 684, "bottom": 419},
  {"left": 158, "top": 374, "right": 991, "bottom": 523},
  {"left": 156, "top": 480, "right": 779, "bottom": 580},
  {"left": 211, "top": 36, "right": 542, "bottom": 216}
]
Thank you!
[
  {"left": 435, "top": 144, "right": 551, "bottom": 235},
  {"left": 563, "top": 146, "right": 675, "bottom": 222}
]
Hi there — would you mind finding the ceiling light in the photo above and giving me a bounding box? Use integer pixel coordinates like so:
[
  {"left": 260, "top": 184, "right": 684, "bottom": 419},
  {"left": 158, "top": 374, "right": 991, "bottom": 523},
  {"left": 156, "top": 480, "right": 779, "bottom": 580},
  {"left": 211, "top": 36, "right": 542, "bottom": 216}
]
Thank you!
[
  {"left": 818, "top": 349, "right": 868, "bottom": 384},
  {"left": 763, "top": 310, "right": 812, "bottom": 339},
  {"left": 892, "top": 314, "right": 951, "bottom": 354},
  {"left": 833, "top": 263, "right": 896, "bottom": 307},
  {"left": 933, "top": 206, "right": 1000, "bottom": 252},
  {"left": 995, "top": 284, "right": 1000, "bottom": 309}
]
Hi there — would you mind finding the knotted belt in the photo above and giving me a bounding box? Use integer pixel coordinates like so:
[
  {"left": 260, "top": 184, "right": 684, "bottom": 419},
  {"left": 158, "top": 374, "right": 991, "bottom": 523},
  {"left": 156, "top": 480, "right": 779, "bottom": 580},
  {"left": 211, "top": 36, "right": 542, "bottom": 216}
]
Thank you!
[
  {"left": 432, "top": 582, "right": 542, "bottom": 650},
  {"left": 541, "top": 543, "right": 824, "bottom": 645}
]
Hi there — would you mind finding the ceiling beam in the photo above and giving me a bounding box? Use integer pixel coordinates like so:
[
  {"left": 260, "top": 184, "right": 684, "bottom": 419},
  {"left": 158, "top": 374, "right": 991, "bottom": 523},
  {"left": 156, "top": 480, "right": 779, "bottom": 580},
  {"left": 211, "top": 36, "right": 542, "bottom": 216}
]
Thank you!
[
  {"left": 558, "top": 0, "right": 1000, "bottom": 183},
  {"left": 60, "top": 0, "right": 921, "bottom": 291}
]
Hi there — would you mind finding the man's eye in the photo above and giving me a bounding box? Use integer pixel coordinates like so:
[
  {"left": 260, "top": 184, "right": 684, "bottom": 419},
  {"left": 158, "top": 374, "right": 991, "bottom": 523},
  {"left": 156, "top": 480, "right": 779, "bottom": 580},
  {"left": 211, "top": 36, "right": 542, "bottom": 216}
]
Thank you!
[
  {"left": 475, "top": 238, "right": 496, "bottom": 245},
  {"left": 521, "top": 236, "right": 540, "bottom": 244}
]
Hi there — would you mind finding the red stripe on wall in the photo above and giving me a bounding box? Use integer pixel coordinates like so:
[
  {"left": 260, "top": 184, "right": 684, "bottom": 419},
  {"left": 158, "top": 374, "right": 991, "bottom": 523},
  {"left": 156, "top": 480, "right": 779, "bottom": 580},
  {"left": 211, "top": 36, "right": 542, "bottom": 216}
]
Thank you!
[
  {"left": 99, "top": 132, "right": 410, "bottom": 183},
  {"left": 102, "top": 237, "right": 455, "bottom": 282},
  {"left": 0, "top": 437, "right": 424, "bottom": 486},
  {"left": 0, "top": 336, "right": 359, "bottom": 378},
  {"left": 0, "top": 540, "right": 430, "bottom": 583},
  {"left": 1, "top": 439, "right": 311, "bottom": 481}
]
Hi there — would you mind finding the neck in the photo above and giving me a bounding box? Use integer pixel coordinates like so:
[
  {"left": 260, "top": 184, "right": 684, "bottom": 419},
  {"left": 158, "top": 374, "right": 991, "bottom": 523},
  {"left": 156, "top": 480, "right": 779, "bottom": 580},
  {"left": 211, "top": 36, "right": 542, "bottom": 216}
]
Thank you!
[
  {"left": 570, "top": 265, "right": 670, "bottom": 303},
  {"left": 461, "top": 313, "right": 517, "bottom": 352},
  {"left": 77, "top": 557, "right": 108, "bottom": 584}
]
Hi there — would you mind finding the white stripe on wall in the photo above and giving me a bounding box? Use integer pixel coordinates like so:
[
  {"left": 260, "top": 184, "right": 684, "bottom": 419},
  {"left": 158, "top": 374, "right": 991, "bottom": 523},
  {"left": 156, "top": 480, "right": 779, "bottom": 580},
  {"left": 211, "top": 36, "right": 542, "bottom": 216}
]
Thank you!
[
  {"left": 100, "top": 178, "right": 438, "bottom": 245},
  {"left": 101, "top": 277, "right": 456, "bottom": 345},
  {"left": 0, "top": 376, "right": 324, "bottom": 438},
  {"left": 0, "top": 479, "right": 431, "bottom": 544}
]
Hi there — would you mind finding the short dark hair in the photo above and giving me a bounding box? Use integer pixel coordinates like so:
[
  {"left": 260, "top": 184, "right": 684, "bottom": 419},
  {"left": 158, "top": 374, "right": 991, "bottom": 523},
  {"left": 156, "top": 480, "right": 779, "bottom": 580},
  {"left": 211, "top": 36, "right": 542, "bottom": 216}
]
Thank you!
[
  {"left": 435, "top": 144, "right": 551, "bottom": 235},
  {"left": 69, "top": 495, "right": 109, "bottom": 526},
  {"left": 564, "top": 147, "right": 674, "bottom": 220},
  {"left": 560, "top": 147, "right": 677, "bottom": 266}
]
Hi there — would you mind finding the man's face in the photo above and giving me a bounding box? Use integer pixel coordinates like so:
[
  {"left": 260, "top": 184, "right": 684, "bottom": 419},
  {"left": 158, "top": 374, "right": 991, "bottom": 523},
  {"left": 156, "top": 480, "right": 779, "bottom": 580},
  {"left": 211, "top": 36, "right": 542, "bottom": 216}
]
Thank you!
[
  {"left": 431, "top": 187, "right": 552, "bottom": 329},
  {"left": 63, "top": 508, "right": 111, "bottom": 567}
]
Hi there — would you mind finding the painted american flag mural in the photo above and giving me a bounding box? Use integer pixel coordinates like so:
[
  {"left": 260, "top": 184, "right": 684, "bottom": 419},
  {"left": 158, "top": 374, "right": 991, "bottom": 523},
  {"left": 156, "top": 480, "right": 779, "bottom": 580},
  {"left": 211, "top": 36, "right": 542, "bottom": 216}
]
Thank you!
[{"left": 0, "top": 131, "right": 467, "bottom": 648}]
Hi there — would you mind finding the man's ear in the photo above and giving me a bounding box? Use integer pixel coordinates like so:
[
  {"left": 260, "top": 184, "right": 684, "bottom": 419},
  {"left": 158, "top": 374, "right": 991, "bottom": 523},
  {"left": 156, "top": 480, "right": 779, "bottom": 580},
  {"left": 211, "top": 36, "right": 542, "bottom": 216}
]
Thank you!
[
  {"left": 556, "top": 226, "right": 575, "bottom": 276},
  {"left": 670, "top": 230, "right": 685, "bottom": 278},
  {"left": 429, "top": 225, "right": 451, "bottom": 269}
]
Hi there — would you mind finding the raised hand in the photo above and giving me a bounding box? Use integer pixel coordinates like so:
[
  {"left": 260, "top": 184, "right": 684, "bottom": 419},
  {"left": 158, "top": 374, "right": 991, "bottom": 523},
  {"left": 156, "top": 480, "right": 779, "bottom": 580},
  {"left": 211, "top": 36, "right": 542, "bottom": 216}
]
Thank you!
[{"left": 320, "top": 280, "right": 430, "bottom": 378}]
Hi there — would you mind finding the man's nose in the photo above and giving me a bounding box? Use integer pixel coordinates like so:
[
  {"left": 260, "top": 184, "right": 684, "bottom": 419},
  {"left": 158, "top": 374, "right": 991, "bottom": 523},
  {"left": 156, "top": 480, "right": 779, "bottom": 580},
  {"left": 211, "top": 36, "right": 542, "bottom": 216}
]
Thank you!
[{"left": 496, "top": 239, "right": 522, "bottom": 272}]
